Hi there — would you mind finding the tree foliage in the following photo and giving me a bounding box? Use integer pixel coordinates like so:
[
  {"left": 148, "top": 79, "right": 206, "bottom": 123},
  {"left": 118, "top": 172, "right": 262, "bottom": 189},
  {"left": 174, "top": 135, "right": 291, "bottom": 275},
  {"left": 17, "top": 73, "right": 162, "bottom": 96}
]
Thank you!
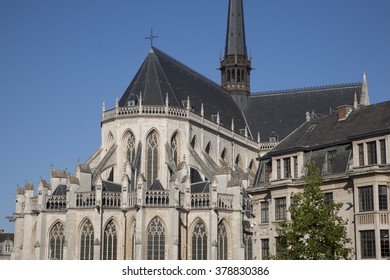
[{"left": 275, "top": 162, "right": 353, "bottom": 259}]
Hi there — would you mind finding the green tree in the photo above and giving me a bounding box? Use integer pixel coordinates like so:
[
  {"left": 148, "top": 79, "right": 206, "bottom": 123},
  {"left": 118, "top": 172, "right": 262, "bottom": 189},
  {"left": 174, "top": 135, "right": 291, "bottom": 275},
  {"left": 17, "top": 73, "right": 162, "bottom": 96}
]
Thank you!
[{"left": 275, "top": 162, "right": 353, "bottom": 259}]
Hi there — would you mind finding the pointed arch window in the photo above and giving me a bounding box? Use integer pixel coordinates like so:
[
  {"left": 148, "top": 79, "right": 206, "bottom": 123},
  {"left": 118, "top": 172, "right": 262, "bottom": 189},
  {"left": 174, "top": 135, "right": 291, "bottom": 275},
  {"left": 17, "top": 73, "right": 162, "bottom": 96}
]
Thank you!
[
  {"left": 244, "top": 233, "right": 253, "bottom": 260},
  {"left": 127, "top": 132, "right": 136, "bottom": 165},
  {"left": 171, "top": 132, "right": 180, "bottom": 166},
  {"left": 103, "top": 220, "right": 117, "bottom": 260},
  {"left": 147, "top": 217, "right": 165, "bottom": 260},
  {"left": 130, "top": 221, "right": 136, "bottom": 260},
  {"left": 191, "top": 135, "right": 197, "bottom": 150},
  {"left": 235, "top": 154, "right": 243, "bottom": 170},
  {"left": 106, "top": 132, "right": 114, "bottom": 151},
  {"left": 49, "top": 222, "right": 65, "bottom": 260},
  {"left": 80, "top": 219, "right": 94, "bottom": 260},
  {"left": 221, "top": 148, "right": 229, "bottom": 164},
  {"left": 205, "top": 142, "right": 213, "bottom": 157},
  {"left": 217, "top": 222, "right": 228, "bottom": 260},
  {"left": 146, "top": 131, "right": 159, "bottom": 187},
  {"left": 192, "top": 219, "right": 208, "bottom": 260},
  {"left": 249, "top": 160, "right": 256, "bottom": 173}
]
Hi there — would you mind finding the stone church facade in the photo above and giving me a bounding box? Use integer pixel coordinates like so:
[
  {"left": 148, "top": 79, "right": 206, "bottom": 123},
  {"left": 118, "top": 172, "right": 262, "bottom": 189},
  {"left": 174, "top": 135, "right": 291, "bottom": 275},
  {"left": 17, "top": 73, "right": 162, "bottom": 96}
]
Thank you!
[{"left": 12, "top": 0, "right": 385, "bottom": 260}]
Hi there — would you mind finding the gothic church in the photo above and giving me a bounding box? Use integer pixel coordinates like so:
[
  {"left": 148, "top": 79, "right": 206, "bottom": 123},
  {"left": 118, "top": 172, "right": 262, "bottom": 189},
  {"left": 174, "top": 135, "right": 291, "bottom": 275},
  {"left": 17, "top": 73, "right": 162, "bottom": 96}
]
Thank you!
[{"left": 12, "top": 0, "right": 373, "bottom": 260}]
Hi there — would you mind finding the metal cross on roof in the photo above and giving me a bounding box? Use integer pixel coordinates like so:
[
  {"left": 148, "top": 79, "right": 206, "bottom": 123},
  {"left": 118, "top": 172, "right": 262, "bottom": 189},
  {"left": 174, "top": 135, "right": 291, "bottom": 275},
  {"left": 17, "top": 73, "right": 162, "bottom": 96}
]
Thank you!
[{"left": 145, "top": 28, "right": 159, "bottom": 48}]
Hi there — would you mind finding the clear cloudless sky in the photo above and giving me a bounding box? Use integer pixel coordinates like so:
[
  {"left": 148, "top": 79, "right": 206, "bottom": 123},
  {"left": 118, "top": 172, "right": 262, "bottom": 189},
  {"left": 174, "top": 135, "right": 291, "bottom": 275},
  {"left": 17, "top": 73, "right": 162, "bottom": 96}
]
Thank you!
[{"left": 0, "top": 0, "right": 389, "bottom": 232}]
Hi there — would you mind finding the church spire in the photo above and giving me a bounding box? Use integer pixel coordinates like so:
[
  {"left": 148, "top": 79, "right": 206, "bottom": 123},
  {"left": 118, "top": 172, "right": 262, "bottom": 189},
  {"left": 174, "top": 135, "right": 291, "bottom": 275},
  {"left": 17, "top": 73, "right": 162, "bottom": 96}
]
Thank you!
[
  {"left": 220, "top": 0, "right": 252, "bottom": 110},
  {"left": 225, "top": 0, "right": 247, "bottom": 58}
]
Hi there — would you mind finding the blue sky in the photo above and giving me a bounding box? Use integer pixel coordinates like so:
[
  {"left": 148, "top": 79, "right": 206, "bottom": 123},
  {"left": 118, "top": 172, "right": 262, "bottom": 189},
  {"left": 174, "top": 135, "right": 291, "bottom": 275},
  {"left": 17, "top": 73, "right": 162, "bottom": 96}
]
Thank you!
[{"left": 0, "top": 0, "right": 389, "bottom": 232}]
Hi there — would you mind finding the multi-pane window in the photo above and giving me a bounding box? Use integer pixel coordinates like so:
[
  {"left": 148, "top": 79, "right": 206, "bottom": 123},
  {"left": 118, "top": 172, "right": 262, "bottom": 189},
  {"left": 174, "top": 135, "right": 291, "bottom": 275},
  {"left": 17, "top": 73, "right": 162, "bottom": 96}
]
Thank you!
[
  {"left": 283, "top": 158, "right": 291, "bottom": 178},
  {"left": 103, "top": 220, "right": 117, "bottom": 260},
  {"left": 380, "top": 230, "right": 390, "bottom": 258},
  {"left": 261, "top": 202, "right": 269, "bottom": 223},
  {"left": 147, "top": 217, "right": 165, "bottom": 260},
  {"left": 244, "top": 233, "right": 253, "bottom": 260},
  {"left": 380, "top": 140, "right": 387, "bottom": 164},
  {"left": 275, "top": 197, "right": 287, "bottom": 220},
  {"left": 293, "top": 156, "right": 298, "bottom": 178},
  {"left": 358, "top": 143, "right": 364, "bottom": 166},
  {"left": 275, "top": 237, "right": 287, "bottom": 259},
  {"left": 217, "top": 222, "right": 228, "bottom": 260},
  {"left": 367, "top": 141, "right": 377, "bottom": 165},
  {"left": 5, "top": 243, "right": 11, "bottom": 252},
  {"left": 359, "top": 186, "right": 374, "bottom": 212},
  {"left": 146, "top": 131, "right": 159, "bottom": 188},
  {"left": 191, "top": 219, "right": 207, "bottom": 260},
  {"left": 324, "top": 192, "right": 333, "bottom": 207},
  {"left": 49, "top": 222, "right": 65, "bottom": 260},
  {"left": 261, "top": 239, "right": 269, "bottom": 260},
  {"left": 80, "top": 219, "right": 94, "bottom": 260},
  {"left": 361, "top": 230, "right": 376, "bottom": 259},
  {"left": 326, "top": 150, "right": 336, "bottom": 174},
  {"left": 265, "top": 162, "right": 271, "bottom": 183},
  {"left": 379, "top": 185, "right": 388, "bottom": 211},
  {"left": 276, "top": 160, "right": 281, "bottom": 180}
]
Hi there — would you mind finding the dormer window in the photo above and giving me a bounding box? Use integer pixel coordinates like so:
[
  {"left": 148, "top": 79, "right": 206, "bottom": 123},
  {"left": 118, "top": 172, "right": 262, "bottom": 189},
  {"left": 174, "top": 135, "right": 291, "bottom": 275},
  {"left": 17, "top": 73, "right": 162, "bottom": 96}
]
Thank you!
[
  {"left": 127, "top": 100, "right": 136, "bottom": 106},
  {"left": 274, "top": 155, "right": 300, "bottom": 181},
  {"left": 269, "top": 131, "right": 279, "bottom": 142}
]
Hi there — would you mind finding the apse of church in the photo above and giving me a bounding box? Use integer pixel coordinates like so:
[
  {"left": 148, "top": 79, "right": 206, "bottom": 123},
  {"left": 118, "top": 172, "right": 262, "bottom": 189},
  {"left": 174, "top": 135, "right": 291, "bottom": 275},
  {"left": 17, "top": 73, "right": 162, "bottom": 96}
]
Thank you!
[{"left": 12, "top": 0, "right": 376, "bottom": 260}]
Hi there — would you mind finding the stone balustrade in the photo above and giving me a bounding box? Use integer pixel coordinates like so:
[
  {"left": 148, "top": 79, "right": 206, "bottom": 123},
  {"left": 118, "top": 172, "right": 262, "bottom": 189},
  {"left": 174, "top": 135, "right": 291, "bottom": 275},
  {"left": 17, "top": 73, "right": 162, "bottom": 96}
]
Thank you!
[
  {"left": 145, "top": 190, "right": 170, "bottom": 207},
  {"left": 46, "top": 195, "right": 67, "bottom": 210}
]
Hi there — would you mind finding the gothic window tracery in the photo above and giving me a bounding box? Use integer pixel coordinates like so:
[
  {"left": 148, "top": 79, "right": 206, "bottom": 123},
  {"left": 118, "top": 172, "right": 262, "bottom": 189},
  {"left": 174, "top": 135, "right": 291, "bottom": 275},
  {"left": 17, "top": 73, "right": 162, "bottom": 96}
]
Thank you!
[
  {"left": 80, "top": 219, "right": 94, "bottom": 260},
  {"left": 103, "top": 219, "right": 117, "bottom": 260},
  {"left": 127, "top": 132, "right": 136, "bottom": 165},
  {"left": 49, "top": 222, "right": 65, "bottom": 260},
  {"left": 217, "top": 222, "right": 228, "bottom": 260},
  {"left": 147, "top": 217, "right": 165, "bottom": 260},
  {"left": 146, "top": 130, "right": 159, "bottom": 187},
  {"left": 191, "top": 219, "right": 207, "bottom": 260}
]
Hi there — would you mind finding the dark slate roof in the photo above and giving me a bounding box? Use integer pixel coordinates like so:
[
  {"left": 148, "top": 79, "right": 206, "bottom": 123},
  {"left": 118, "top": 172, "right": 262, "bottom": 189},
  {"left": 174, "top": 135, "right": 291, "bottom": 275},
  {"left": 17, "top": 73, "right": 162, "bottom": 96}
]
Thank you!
[
  {"left": 244, "top": 83, "right": 363, "bottom": 141},
  {"left": 267, "top": 101, "right": 390, "bottom": 157},
  {"left": 102, "top": 181, "right": 122, "bottom": 192},
  {"left": 191, "top": 181, "right": 210, "bottom": 193},
  {"left": 149, "top": 179, "right": 164, "bottom": 191},
  {"left": 119, "top": 48, "right": 249, "bottom": 135},
  {"left": 0, "top": 233, "right": 14, "bottom": 243},
  {"left": 52, "top": 185, "right": 67, "bottom": 196},
  {"left": 92, "top": 181, "right": 122, "bottom": 192},
  {"left": 225, "top": 0, "right": 247, "bottom": 57}
]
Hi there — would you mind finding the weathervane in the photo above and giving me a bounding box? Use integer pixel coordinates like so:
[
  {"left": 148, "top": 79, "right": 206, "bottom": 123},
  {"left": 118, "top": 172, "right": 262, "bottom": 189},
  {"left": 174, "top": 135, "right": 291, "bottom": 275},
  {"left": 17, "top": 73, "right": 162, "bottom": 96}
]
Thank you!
[{"left": 145, "top": 28, "right": 159, "bottom": 48}]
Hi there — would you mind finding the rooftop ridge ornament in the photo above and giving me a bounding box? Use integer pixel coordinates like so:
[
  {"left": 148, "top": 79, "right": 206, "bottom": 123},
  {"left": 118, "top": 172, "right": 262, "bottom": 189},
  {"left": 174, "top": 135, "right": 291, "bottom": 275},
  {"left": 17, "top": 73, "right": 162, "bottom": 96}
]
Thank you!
[{"left": 145, "top": 28, "right": 159, "bottom": 48}]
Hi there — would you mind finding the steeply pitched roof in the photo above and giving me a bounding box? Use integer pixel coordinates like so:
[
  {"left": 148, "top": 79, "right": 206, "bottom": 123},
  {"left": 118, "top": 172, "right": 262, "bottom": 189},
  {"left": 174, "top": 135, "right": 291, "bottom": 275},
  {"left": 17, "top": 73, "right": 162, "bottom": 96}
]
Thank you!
[
  {"left": 244, "top": 83, "right": 363, "bottom": 141},
  {"left": 0, "top": 233, "right": 14, "bottom": 243},
  {"left": 52, "top": 184, "right": 67, "bottom": 196},
  {"left": 119, "top": 48, "right": 249, "bottom": 135},
  {"left": 267, "top": 101, "right": 390, "bottom": 156}
]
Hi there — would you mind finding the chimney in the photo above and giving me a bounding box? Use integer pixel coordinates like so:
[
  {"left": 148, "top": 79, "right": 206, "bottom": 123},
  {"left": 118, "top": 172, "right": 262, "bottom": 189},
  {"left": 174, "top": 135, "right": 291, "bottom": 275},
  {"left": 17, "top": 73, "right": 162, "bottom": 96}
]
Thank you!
[{"left": 337, "top": 105, "right": 354, "bottom": 121}]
